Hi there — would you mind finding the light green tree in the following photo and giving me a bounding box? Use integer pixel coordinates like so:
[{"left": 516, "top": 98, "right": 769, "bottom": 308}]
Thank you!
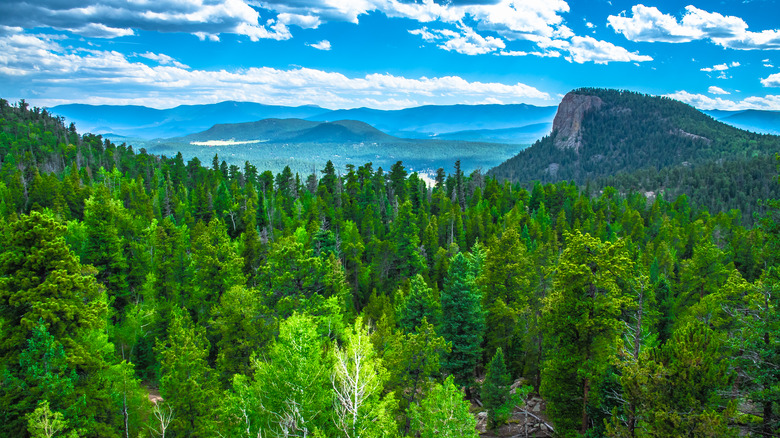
[
  {"left": 155, "top": 307, "right": 218, "bottom": 437},
  {"left": 409, "top": 375, "right": 479, "bottom": 438},
  {"left": 331, "top": 317, "right": 397, "bottom": 438},
  {"left": 253, "top": 313, "right": 332, "bottom": 437},
  {"left": 541, "top": 230, "right": 632, "bottom": 436}
]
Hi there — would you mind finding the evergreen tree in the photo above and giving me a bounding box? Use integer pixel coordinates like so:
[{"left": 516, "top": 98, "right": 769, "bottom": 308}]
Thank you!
[
  {"left": 541, "top": 230, "right": 632, "bottom": 436},
  {"left": 482, "top": 347, "right": 513, "bottom": 430},
  {"left": 440, "top": 252, "right": 484, "bottom": 393},
  {"left": 397, "top": 274, "right": 441, "bottom": 333},
  {"left": 155, "top": 307, "right": 218, "bottom": 437}
]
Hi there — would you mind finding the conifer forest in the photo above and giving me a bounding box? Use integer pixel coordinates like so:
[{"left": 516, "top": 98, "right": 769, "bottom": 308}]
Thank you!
[{"left": 2, "top": 98, "right": 780, "bottom": 438}]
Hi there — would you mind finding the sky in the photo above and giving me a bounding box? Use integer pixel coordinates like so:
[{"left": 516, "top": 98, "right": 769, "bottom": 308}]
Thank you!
[{"left": 1, "top": 0, "right": 779, "bottom": 111}]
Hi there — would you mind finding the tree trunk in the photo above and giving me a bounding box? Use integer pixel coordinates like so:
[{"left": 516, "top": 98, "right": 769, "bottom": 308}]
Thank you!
[{"left": 581, "top": 378, "right": 590, "bottom": 434}]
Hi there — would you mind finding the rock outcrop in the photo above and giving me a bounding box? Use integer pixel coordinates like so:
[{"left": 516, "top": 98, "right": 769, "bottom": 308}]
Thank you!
[{"left": 551, "top": 92, "right": 603, "bottom": 151}]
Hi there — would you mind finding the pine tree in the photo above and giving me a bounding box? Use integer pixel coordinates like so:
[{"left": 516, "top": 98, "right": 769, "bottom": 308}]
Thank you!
[
  {"left": 541, "top": 230, "right": 632, "bottom": 436},
  {"left": 393, "top": 201, "right": 426, "bottom": 281},
  {"left": 482, "top": 347, "right": 513, "bottom": 430},
  {"left": 397, "top": 274, "right": 441, "bottom": 333},
  {"left": 478, "top": 228, "right": 531, "bottom": 371},
  {"left": 440, "top": 252, "right": 484, "bottom": 393},
  {"left": 156, "top": 307, "right": 218, "bottom": 437},
  {"left": 0, "top": 211, "right": 108, "bottom": 369}
]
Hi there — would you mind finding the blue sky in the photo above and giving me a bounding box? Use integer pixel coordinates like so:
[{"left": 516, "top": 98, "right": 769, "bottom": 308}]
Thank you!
[{"left": 1, "top": 0, "right": 779, "bottom": 111}]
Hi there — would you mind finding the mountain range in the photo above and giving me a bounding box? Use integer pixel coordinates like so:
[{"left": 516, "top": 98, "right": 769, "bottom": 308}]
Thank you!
[
  {"left": 51, "top": 101, "right": 558, "bottom": 145},
  {"left": 50, "top": 100, "right": 780, "bottom": 148},
  {"left": 704, "top": 109, "right": 780, "bottom": 135}
]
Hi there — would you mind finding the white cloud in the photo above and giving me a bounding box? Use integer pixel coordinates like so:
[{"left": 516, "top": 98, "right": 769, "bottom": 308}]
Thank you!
[
  {"left": 409, "top": 27, "right": 437, "bottom": 42},
  {"left": 2, "top": 0, "right": 648, "bottom": 64},
  {"left": 308, "top": 40, "right": 331, "bottom": 50},
  {"left": 262, "top": 0, "right": 647, "bottom": 64},
  {"left": 0, "top": 31, "right": 552, "bottom": 109},
  {"left": 665, "top": 90, "right": 780, "bottom": 110},
  {"left": 701, "top": 63, "right": 729, "bottom": 72},
  {"left": 441, "top": 23, "right": 505, "bottom": 55},
  {"left": 762, "top": 73, "right": 780, "bottom": 87},
  {"left": 564, "top": 35, "right": 652, "bottom": 64},
  {"left": 608, "top": 4, "right": 780, "bottom": 50},
  {"left": 409, "top": 24, "right": 505, "bottom": 55},
  {"left": 708, "top": 86, "right": 729, "bottom": 95},
  {"left": 138, "top": 52, "right": 189, "bottom": 69},
  {"left": 277, "top": 13, "right": 321, "bottom": 29},
  {"left": 0, "top": 0, "right": 294, "bottom": 41},
  {"left": 499, "top": 49, "right": 561, "bottom": 58}
]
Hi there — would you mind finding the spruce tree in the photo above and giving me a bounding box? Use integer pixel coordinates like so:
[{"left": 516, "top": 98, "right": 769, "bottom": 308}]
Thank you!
[
  {"left": 397, "top": 274, "right": 441, "bottom": 333},
  {"left": 156, "top": 307, "right": 218, "bottom": 437},
  {"left": 440, "top": 252, "right": 484, "bottom": 393},
  {"left": 482, "top": 347, "right": 513, "bottom": 429}
]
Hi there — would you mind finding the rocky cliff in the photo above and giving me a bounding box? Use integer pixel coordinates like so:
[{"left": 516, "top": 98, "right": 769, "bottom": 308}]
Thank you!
[{"left": 551, "top": 92, "right": 603, "bottom": 151}]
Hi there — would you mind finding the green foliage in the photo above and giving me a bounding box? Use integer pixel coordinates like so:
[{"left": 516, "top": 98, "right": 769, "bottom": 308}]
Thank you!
[
  {"left": 482, "top": 348, "right": 513, "bottom": 429},
  {"left": 397, "top": 274, "right": 441, "bottom": 333},
  {"left": 541, "top": 230, "right": 633, "bottom": 436},
  {"left": 26, "top": 400, "right": 79, "bottom": 438},
  {"left": 1, "top": 99, "right": 780, "bottom": 437},
  {"left": 409, "top": 375, "right": 479, "bottom": 438},
  {"left": 252, "top": 313, "right": 332, "bottom": 437},
  {"left": 332, "top": 317, "right": 397, "bottom": 438},
  {"left": 155, "top": 307, "right": 218, "bottom": 437},
  {"left": 440, "top": 252, "right": 485, "bottom": 391},
  {"left": 383, "top": 318, "right": 451, "bottom": 431}
]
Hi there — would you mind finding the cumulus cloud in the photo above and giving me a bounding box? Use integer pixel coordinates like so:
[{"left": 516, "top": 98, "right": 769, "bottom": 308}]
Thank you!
[
  {"left": 260, "top": 0, "right": 646, "bottom": 64},
  {"left": 0, "top": 0, "right": 293, "bottom": 41},
  {"left": 665, "top": 90, "right": 780, "bottom": 110},
  {"left": 1, "top": 0, "right": 649, "bottom": 64},
  {"left": 410, "top": 23, "right": 504, "bottom": 55},
  {"left": 701, "top": 61, "right": 739, "bottom": 72},
  {"left": 762, "top": 73, "right": 780, "bottom": 87},
  {"left": 0, "top": 31, "right": 551, "bottom": 109},
  {"left": 564, "top": 35, "right": 652, "bottom": 64},
  {"left": 308, "top": 40, "right": 331, "bottom": 50},
  {"left": 708, "top": 86, "right": 729, "bottom": 95},
  {"left": 608, "top": 4, "right": 780, "bottom": 50},
  {"left": 138, "top": 52, "right": 189, "bottom": 69}
]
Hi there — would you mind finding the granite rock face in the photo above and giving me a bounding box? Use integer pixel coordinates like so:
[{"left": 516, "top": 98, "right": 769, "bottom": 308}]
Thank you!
[{"left": 552, "top": 92, "right": 603, "bottom": 151}]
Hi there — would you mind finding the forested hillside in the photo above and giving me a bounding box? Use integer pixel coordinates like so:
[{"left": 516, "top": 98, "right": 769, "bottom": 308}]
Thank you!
[
  {"left": 1, "top": 98, "right": 780, "bottom": 438},
  {"left": 488, "top": 90, "right": 780, "bottom": 220}
]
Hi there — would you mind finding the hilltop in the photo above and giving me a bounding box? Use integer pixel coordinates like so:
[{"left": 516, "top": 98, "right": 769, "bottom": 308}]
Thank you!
[{"left": 488, "top": 88, "right": 780, "bottom": 185}]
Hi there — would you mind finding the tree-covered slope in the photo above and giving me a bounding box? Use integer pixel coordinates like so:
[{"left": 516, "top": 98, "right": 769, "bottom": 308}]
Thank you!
[
  {"left": 3, "top": 97, "right": 780, "bottom": 438},
  {"left": 488, "top": 88, "right": 780, "bottom": 185}
]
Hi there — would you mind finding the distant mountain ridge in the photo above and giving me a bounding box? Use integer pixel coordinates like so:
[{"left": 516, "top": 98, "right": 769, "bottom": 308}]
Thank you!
[
  {"left": 488, "top": 88, "right": 780, "bottom": 184},
  {"left": 704, "top": 109, "right": 780, "bottom": 135},
  {"left": 50, "top": 101, "right": 558, "bottom": 144},
  {"left": 50, "top": 101, "right": 327, "bottom": 139},
  {"left": 178, "top": 118, "right": 398, "bottom": 144},
  {"left": 306, "top": 103, "right": 558, "bottom": 136}
]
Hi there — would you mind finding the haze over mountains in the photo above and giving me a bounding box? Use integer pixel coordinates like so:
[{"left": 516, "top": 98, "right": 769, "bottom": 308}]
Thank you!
[
  {"left": 51, "top": 101, "right": 558, "bottom": 145},
  {"left": 51, "top": 100, "right": 780, "bottom": 151}
]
